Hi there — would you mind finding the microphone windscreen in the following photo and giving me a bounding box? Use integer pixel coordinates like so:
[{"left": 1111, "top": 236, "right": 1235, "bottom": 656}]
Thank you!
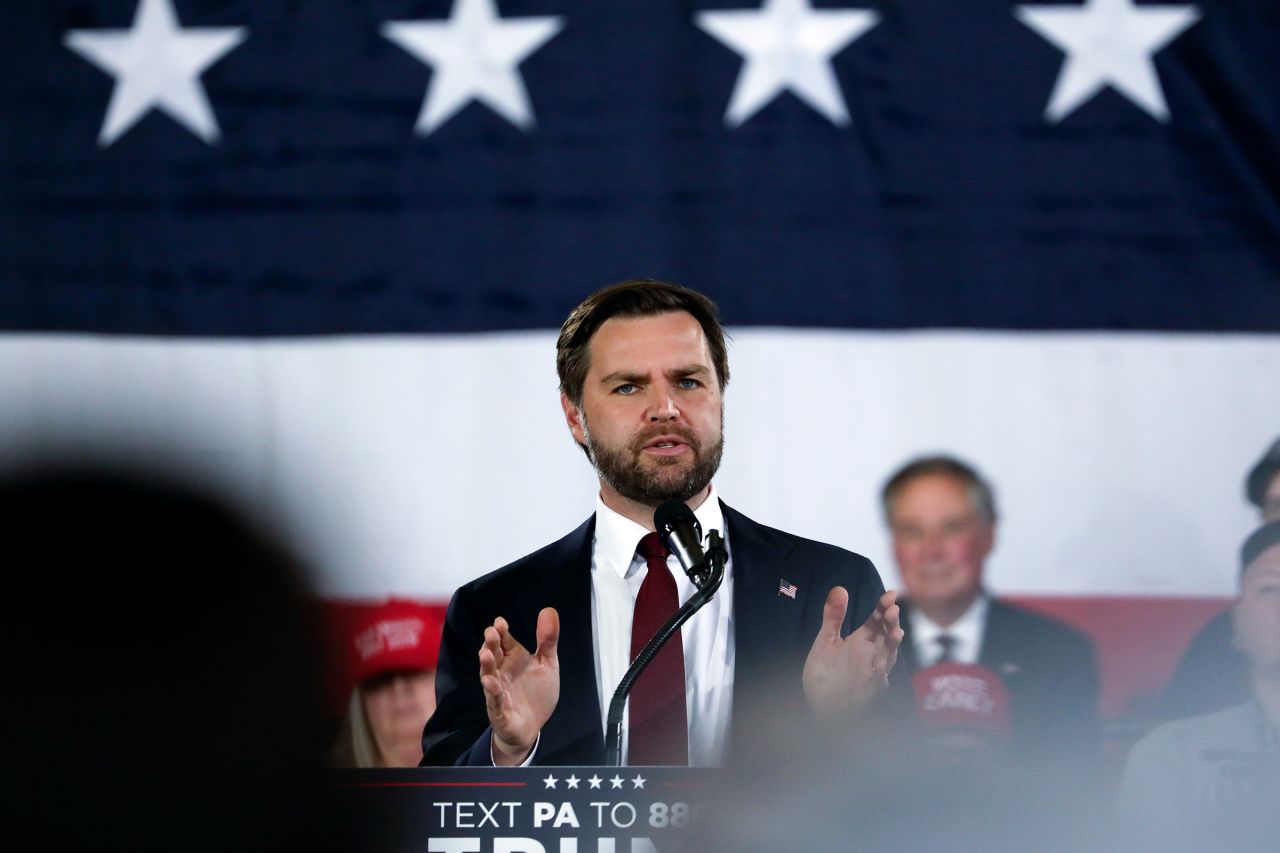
[
  {"left": 654, "top": 499, "right": 697, "bottom": 535},
  {"left": 912, "top": 663, "right": 1012, "bottom": 739}
]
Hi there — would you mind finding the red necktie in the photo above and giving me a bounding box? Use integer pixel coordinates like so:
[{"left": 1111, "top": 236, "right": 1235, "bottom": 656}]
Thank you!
[{"left": 628, "top": 532, "right": 689, "bottom": 765}]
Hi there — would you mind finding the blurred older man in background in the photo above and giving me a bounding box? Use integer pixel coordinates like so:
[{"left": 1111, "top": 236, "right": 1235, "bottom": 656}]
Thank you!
[{"left": 880, "top": 455, "right": 1100, "bottom": 757}]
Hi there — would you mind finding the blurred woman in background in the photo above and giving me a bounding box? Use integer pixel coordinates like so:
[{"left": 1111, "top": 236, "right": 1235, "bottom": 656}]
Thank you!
[{"left": 331, "top": 599, "right": 442, "bottom": 768}]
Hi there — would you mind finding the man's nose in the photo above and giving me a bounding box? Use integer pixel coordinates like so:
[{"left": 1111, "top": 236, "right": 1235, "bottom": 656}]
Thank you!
[
  {"left": 921, "top": 528, "right": 947, "bottom": 557},
  {"left": 647, "top": 387, "right": 680, "bottom": 421}
]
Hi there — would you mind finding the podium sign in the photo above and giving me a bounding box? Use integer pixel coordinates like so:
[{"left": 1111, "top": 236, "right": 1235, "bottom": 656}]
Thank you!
[{"left": 332, "top": 767, "right": 718, "bottom": 853}]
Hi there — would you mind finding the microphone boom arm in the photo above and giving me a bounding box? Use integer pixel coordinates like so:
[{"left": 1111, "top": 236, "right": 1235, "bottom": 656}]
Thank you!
[{"left": 603, "top": 532, "right": 727, "bottom": 767}]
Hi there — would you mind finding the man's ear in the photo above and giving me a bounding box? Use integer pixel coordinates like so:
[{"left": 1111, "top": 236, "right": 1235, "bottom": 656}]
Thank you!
[{"left": 561, "top": 391, "right": 586, "bottom": 446}]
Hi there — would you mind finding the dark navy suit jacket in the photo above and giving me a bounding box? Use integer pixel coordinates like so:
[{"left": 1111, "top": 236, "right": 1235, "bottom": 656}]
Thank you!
[
  {"left": 891, "top": 597, "right": 1100, "bottom": 753},
  {"left": 421, "top": 501, "right": 884, "bottom": 766}
]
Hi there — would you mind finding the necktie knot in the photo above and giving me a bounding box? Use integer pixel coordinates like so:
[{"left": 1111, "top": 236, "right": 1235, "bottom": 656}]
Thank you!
[
  {"left": 935, "top": 633, "right": 957, "bottom": 664},
  {"left": 637, "top": 531, "right": 669, "bottom": 565}
]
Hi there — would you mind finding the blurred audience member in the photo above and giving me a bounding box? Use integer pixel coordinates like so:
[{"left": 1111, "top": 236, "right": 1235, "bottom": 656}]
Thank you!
[
  {"left": 1115, "top": 522, "right": 1280, "bottom": 850},
  {"left": 1157, "top": 435, "right": 1280, "bottom": 719},
  {"left": 690, "top": 665, "right": 1101, "bottom": 853},
  {"left": 879, "top": 455, "right": 1100, "bottom": 758},
  {"left": 331, "top": 599, "right": 441, "bottom": 768},
  {"left": 0, "top": 463, "right": 350, "bottom": 852}
]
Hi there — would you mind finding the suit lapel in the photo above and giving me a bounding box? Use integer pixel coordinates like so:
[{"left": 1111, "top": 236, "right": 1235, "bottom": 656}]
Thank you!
[
  {"left": 528, "top": 516, "right": 606, "bottom": 763},
  {"left": 977, "top": 599, "right": 1020, "bottom": 679},
  {"left": 723, "top": 504, "right": 818, "bottom": 732},
  {"left": 727, "top": 504, "right": 785, "bottom": 690}
]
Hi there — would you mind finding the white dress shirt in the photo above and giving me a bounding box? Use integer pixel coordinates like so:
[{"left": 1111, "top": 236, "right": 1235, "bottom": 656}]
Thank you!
[
  {"left": 590, "top": 487, "right": 736, "bottom": 766},
  {"left": 909, "top": 594, "right": 988, "bottom": 666}
]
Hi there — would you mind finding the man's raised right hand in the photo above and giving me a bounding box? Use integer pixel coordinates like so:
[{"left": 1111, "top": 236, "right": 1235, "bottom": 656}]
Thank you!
[{"left": 478, "top": 607, "right": 560, "bottom": 766}]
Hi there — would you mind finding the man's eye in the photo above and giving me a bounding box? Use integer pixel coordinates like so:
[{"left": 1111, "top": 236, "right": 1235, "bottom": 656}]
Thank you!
[
  {"left": 614, "top": 383, "right": 638, "bottom": 395},
  {"left": 677, "top": 378, "right": 701, "bottom": 389}
]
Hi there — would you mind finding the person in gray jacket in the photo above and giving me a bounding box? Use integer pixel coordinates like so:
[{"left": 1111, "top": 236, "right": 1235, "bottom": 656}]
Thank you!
[{"left": 1116, "top": 521, "right": 1280, "bottom": 850}]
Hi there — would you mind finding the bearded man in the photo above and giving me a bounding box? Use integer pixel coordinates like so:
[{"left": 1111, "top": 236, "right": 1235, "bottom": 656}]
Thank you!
[{"left": 421, "top": 279, "right": 901, "bottom": 767}]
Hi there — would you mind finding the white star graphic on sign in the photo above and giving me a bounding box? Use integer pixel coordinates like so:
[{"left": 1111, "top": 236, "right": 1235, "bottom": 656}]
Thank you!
[
  {"left": 543, "top": 774, "right": 558, "bottom": 789},
  {"left": 609, "top": 775, "right": 625, "bottom": 789},
  {"left": 381, "top": 0, "right": 563, "bottom": 135},
  {"left": 696, "top": 0, "right": 879, "bottom": 127},
  {"left": 1015, "top": 0, "right": 1200, "bottom": 122},
  {"left": 631, "top": 775, "right": 646, "bottom": 790},
  {"left": 63, "top": 0, "right": 246, "bottom": 146},
  {"left": 587, "top": 775, "right": 603, "bottom": 789},
  {"left": 565, "top": 775, "right": 580, "bottom": 789}
]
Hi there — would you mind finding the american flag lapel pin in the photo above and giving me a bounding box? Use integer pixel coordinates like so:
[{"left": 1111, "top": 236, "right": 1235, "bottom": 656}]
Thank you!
[{"left": 777, "top": 579, "right": 798, "bottom": 599}]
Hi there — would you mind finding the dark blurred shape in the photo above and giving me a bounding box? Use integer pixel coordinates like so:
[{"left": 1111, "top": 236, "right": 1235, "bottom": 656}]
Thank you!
[
  {"left": 1245, "top": 436, "right": 1280, "bottom": 513},
  {"left": 0, "top": 463, "right": 351, "bottom": 852},
  {"left": 1241, "top": 519, "right": 1280, "bottom": 568}
]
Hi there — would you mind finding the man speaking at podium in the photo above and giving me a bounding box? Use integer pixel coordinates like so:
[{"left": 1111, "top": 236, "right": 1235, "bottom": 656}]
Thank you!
[{"left": 422, "top": 279, "right": 902, "bottom": 767}]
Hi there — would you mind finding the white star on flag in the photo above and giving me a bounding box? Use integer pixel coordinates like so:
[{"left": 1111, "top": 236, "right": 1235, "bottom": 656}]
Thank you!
[
  {"left": 587, "top": 775, "right": 603, "bottom": 789},
  {"left": 565, "top": 774, "right": 580, "bottom": 789},
  {"left": 1016, "top": 0, "right": 1201, "bottom": 122},
  {"left": 609, "top": 775, "right": 624, "bottom": 789},
  {"left": 631, "top": 775, "right": 646, "bottom": 789},
  {"left": 543, "top": 774, "right": 558, "bottom": 789},
  {"left": 63, "top": 0, "right": 247, "bottom": 147},
  {"left": 696, "top": 0, "right": 879, "bottom": 127},
  {"left": 382, "top": 0, "right": 563, "bottom": 135}
]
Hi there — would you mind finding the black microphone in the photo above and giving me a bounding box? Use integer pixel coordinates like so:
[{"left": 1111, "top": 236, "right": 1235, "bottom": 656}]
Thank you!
[
  {"left": 603, "top": 501, "right": 727, "bottom": 765},
  {"left": 654, "top": 500, "right": 708, "bottom": 585}
]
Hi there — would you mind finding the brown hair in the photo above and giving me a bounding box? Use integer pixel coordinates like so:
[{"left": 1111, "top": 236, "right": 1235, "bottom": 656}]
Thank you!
[
  {"left": 881, "top": 455, "right": 998, "bottom": 525},
  {"left": 556, "top": 278, "right": 730, "bottom": 406}
]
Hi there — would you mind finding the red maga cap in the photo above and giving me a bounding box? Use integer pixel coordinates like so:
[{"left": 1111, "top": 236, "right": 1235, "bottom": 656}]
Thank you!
[
  {"left": 350, "top": 599, "right": 442, "bottom": 684},
  {"left": 912, "top": 663, "right": 1012, "bottom": 738}
]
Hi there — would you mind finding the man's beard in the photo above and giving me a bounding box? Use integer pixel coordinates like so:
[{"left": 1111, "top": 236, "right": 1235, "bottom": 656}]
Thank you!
[{"left": 582, "top": 421, "right": 723, "bottom": 507}]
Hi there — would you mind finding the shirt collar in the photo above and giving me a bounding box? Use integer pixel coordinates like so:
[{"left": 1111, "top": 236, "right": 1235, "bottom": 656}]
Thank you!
[
  {"left": 593, "top": 485, "right": 725, "bottom": 580},
  {"left": 910, "top": 592, "right": 988, "bottom": 661}
]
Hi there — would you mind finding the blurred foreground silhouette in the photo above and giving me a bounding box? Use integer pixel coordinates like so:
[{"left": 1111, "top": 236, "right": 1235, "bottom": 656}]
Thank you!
[{"left": 0, "top": 463, "right": 354, "bottom": 851}]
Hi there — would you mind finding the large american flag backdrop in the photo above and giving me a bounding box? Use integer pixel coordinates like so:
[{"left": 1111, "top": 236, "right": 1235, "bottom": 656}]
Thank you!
[{"left": 2, "top": 0, "right": 1278, "bottom": 716}]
